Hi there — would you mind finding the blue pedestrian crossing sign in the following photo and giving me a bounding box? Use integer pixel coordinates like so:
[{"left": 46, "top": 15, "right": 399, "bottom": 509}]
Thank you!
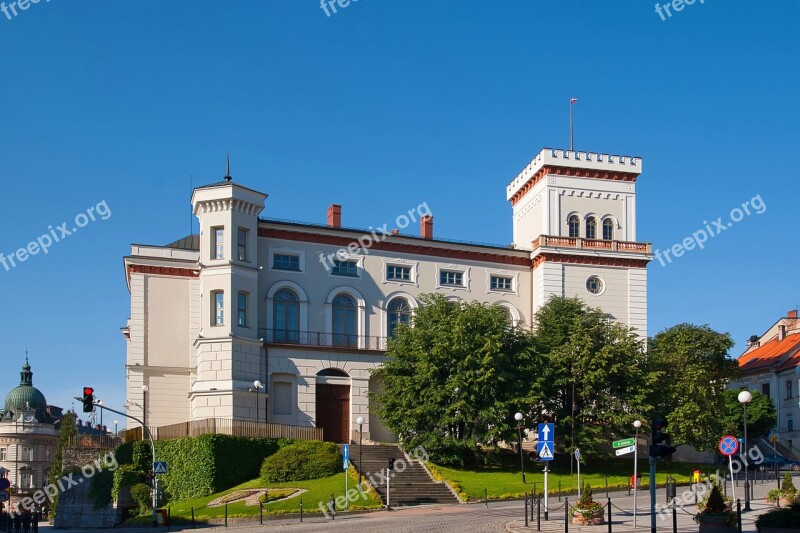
[
  {"left": 537, "top": 423, "right": 554, "bottom": 443},
  {"left": 153, "top": 461, "right": 168, "bottom": 475},
  {"left": 342, "top": 444, "right": 349, "bottom": 470},
  {"left": 537, "top": 441, "right": 554, "bottom": 461}
]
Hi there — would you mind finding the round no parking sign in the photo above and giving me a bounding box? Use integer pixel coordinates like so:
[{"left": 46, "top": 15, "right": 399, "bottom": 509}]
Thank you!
[{"left": 719, "top": 435, "right": 739, "bottom": 456}]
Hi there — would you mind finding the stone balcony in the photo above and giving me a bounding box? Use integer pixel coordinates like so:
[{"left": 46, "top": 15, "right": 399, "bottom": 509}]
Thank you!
[{"left": 532, "top": 235, "right": 652, "bottom": 254}]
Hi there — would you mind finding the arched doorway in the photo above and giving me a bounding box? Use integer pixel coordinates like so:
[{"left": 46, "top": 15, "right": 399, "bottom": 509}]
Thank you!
[{"left": 316, "top": 368, "right": 350, "bottom": 443}]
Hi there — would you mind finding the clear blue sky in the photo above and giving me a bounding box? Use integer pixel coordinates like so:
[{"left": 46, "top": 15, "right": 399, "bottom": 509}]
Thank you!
[{"left": 1, "top": 1, "right": 798, "bottom": 425}]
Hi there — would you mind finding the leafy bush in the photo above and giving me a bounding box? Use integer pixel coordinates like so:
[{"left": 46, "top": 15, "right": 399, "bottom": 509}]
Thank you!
[
  {"left": 114, "top": 435, "right": 289, "bottom": 502},
  {"left": 260, "top": 441, "right": 340, "bottom": 482},
  {"left": 88, "top": 469, "right": 114, "bottom": 509},
  {"left": 406, "top": 434, "right": 481, "bottom": 467},
  {"left": 129, "top": 483, "right": 152, "bottom": 516},
  {"left": 782, "top": 472, "right": 797, "bottom": 497},
  {"left": 112, "top": 464, "right": 146, "bottom": 502},
  {"left": 694, "top": 482, "right": 736, "bottom": 526},
  {"left": 756, "top": 502, "right": 800, "bottom": 530}
]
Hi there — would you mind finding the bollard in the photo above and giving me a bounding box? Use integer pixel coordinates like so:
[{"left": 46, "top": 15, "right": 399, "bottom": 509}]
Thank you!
[
  {"left": 737, "top": 499, "right": 742, "bottom": 533},
  {"left": 300, "top": 498, "right": 303, "bottom": 522},
  {"left": 167, "top": 507, "right": 171, "bottom": 531},
  {"left": 537, "top": 495, "right": 541, "bottom": 532},
  {"left": 260, "top": 502, "right": 263, "bottom": 525},
  {"left": 485, "top": 488, "right": 489, "bottom": 507},
  {"left": 607, "top": 498, "right": 612, "bottom": 533},
  {"left": 191, "top": 507, "right": 195, "bottom": 528},
  {"left": 672, "top": 499, "right": 677, "bottom": 533},
  {"left": 525, "top": 492, "right": 529, "bottom": 527},
  {"left": 559, "top": 480, "right": 562, "bottom": 501},
  {"left": 605, "top": 477, "right": 609, "bottom": 497},
  {"left": 565, "top": 497, "right": 569, "bottom": 533},
  {"left": 534, "top": 481, "right": 538, "bottom": 496},
  {"left": 225, "top": 503, "right": 228, "bottom": 527},
  {"left": 530, "top": 492, "right": 534, "bottom": 523}
]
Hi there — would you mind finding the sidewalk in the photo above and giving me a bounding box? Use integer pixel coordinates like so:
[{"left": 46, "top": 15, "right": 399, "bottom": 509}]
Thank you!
[{"left": 506, "top": 476, "right": 780, "bottom": 533}]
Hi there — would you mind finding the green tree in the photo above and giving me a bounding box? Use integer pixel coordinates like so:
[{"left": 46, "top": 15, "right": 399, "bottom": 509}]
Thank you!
[
  {"left": 648, "top": 324, "right": 738, "bottom": 450},
  {"left": 49, "top": 410, "right": 78, "bottom": 516},
  {"left": 371, "top": 294, "right": 542, "bottom": 464},
  {"left": 532, "top": 297, "right": 655, "bottom": 457},
  {"left": 721, "top": 389, "right": 776, "bottom": 439}
]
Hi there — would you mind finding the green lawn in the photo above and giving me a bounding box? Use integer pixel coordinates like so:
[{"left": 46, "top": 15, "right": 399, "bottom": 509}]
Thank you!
[
  {"left": 430, "top": 453, "right": 709, "bottom": 502},
  {"left": 126, "top": 471, "right": 382, "bottom": 525}
]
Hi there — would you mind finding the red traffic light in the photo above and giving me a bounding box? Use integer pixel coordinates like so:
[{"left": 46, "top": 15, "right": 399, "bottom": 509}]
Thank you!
[{"left": 83, "top": 387, "right": 94, "bottom": 396}]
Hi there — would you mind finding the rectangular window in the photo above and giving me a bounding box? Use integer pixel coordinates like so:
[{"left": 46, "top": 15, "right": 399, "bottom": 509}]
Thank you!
[
  {"left": 20, "top": 471, "right": 32, "bottom": 489},
  {"left": 440, "top": 270, "right": 464, "bottom": 287},
  {"left": 238, "top": 292, "right": 247, "bottom": 328},
  {"left": 212, "top": 227, "right": 225, "bottom": 260},
  {"left": 332, "top": 260, "right": 358, "bottom": 277},
  {"left": 213, "top": 291, "right": 224, "bottom": 326},
  {"left": 22, "top": 447, "right": 33, "bottom": 461},
  {"left": 490, "top": 275, "right": 513, "bottom": 291},
  {"left": 789, "top": 416, "right": 795, "bottom": 432},
  {"left": 788, "top": 380, "right": 793, "bottom": 400},
  {"left": 0, "top": 448, "right": 6, "bottom": 461},
  {"left": 273, "top": 382, "right": 292, "bottom": 416},
  {"left": 762, "top": 383, "right": 771, "bottom": 399},
  {"left": 273, "top": 253, "right": 300, "bottom": 271},
  {"left": 387, "top": 265, "right": 411, "bottom": 281},
  {"left": 237, "top": 228, "right": 248, "bottom": 262}
]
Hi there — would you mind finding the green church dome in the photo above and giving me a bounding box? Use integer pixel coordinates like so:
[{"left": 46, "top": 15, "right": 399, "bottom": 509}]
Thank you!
[{"left": 3, "top": 359, "right": 48, "bottom": 422}]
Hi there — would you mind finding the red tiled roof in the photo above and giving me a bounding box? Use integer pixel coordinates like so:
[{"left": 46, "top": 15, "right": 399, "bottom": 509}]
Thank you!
[{"left": 737, "top": 334, "right": 800, "bottom": 374}]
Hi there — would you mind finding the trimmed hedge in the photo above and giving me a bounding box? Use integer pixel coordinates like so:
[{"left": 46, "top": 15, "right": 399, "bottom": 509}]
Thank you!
[
  {"left": 115, "top": 435, "right": 291, "bottom": 501},
  {"left": 260, "top": 440, "right": 341, "bottom": 482}
]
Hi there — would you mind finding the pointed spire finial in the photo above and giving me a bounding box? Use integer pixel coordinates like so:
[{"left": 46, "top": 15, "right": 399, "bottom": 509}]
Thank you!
[{"left": 224, "top": 152, "right": 232, "bottom": 182}]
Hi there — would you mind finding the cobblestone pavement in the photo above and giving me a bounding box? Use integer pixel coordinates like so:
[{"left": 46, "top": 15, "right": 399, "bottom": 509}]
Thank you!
[{"left": 42, "top": 471, "right": 791, "bottom": 533}]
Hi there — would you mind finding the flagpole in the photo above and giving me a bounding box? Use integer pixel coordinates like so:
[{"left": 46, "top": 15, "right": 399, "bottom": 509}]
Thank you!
[
  {"left": 569, "top": 98, "right": 577, "bottom": 151},
  {"left": 570, "top": 100, "right": 574, "bottom": 151}
]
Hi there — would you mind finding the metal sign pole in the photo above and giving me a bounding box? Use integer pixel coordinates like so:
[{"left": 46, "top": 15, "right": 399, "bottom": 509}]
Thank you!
[
  {"left": 633, "top": 440, "right": 639, "bottom": 528},
  {"left": 543, "top": 462, "right": 549, "bottom": 520}
]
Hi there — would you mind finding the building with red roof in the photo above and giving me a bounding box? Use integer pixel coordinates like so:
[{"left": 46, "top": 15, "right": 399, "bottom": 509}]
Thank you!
[{"left": 734, "top": 309, "right": 800, "bottom": 454}]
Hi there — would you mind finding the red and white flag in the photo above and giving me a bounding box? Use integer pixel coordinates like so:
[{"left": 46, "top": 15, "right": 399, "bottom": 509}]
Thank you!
[{"left": 570, "top": 98, "right": 578, "bottom": 104}]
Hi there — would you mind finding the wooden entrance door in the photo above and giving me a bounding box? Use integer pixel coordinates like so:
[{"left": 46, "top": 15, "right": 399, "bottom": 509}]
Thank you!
[{"left": 316, "top": 384, "right": 350, "bottom": 443}]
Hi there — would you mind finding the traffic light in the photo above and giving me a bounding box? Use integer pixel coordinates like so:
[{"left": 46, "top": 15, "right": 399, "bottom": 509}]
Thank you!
[
  {"left": 82, "top": 387, "right": 95, "bottom": 413},
  {"left": 388, "top": 457, "right": 396, "bottom": 471},
  {"left": 650, "top": 418, "right": 677, "bottom": 460}
]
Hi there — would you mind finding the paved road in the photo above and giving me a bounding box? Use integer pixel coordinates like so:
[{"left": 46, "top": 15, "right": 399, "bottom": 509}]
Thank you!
[{"left": 43, "top": 472, "right": 788, "bottom": 532}]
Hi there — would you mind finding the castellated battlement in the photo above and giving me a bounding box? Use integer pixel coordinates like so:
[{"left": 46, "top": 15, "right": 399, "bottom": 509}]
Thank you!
[{"left": 506, "top": 148, "right": 643, "bottom": 201}]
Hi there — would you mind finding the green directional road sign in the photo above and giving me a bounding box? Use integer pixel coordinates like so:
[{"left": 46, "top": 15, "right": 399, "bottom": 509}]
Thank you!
[{"left": 613, "top": 438, "right": 635, "bottom": 449}]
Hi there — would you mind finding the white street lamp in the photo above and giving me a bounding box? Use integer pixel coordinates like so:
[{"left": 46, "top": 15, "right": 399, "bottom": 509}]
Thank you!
[
  {"left": 738, "top": 390, "right": 753, "bottom": 511},
  {"left": 253, "top": 380, "right": 264, "bottom": 432},
  {"left": 633, "top": 419, "right": 642, "bottom": 528},
  {"left": 356, "top": 416, "right": 366, "bottom": 483},
  {"left": 514, "top": 413, "right": 525, "bottom": 483}
]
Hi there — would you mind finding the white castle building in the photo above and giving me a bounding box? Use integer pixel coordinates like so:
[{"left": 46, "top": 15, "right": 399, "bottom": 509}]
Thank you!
[{"left": 122, "top": 148, "right": 652, "bottom": 443}]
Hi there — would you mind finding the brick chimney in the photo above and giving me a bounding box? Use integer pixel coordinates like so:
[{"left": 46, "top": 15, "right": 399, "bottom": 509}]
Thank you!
[
  {"left": 789, "top": 310, "right": 798, "bottom": 319},
  {"left": 327, "top": 204, "right": 342, "bottom": 228},
  {"left": 421, "top": 215, "right": 433, "bottom": 240}
]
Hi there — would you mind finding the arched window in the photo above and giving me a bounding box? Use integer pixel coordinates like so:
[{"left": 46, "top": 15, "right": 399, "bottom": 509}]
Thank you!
[
  {"left": 387, "top": 298, "right": 412, "bottom": 337},
  {"left": 498, "top": 306, "right": 513, "bottom": 328},
  {"left": 586, "top": 217, "right": 598, "bottom": 240},
  {"left": 602, "top": 218, "right": 614, "bottom": 241},
  {"left": 332, "top": 294, "right": 357, "bottom": 347},
  {"left": 568, "top": 215, "right": 580, "bottom": 238},
  {"left": 273, "top": 289, "right": 299, "bottom": 343}
]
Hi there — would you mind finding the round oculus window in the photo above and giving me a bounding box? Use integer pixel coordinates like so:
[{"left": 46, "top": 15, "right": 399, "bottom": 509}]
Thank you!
[{"left": 586, "top": 276, "right": 604, "bottom": 295}]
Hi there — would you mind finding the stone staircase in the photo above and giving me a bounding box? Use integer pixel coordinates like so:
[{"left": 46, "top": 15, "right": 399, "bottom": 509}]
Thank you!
[{"left": 349, "top": 444, "right": 459, "bottom": 506}]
